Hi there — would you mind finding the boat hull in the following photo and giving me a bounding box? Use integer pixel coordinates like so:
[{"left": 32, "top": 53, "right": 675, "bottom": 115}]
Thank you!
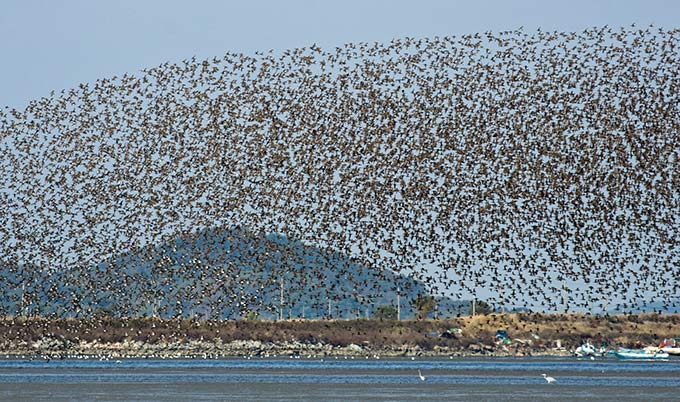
[
  {"left": 612, "top": 348, "right": 669, "bottom": 360},
  {"left": 661, "top": 347, "right": 680, "bottom": 355}
]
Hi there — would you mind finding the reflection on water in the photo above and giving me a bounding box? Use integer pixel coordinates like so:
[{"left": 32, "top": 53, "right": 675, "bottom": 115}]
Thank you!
[{"left": 1, "top": 357, "right": 678, "bottom": 401}]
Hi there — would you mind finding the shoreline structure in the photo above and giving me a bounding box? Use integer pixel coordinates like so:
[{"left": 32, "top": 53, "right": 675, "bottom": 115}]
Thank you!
[{"left": 2, "top": 313, "right": 678, "bottom": 359}]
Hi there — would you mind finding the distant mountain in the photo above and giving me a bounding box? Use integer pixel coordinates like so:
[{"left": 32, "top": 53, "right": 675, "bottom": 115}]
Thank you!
[{"left": 0, "top": 226, "right": 469, "bottom": 320}]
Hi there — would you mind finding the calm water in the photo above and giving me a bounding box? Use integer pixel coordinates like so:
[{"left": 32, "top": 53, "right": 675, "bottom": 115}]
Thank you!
[{"left": 0, "top": 356, "right": 678, "bottom": 401}]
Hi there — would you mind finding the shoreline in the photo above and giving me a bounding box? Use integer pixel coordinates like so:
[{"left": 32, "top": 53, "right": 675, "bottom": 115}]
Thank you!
[
  {"left": 1, "top": 339, "right": 574, "bottom": 360},
  {"left": 2, "top": 313, "right": 677, "bottom": 360}
]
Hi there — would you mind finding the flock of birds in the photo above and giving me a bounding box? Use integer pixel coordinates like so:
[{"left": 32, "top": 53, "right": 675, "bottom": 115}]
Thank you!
[{"left": 0, "top": 25, "right": 678, "bottom": 319}]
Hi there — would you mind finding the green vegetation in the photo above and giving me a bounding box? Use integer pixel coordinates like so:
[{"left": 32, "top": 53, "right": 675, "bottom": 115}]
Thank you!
[
  {"left": 244, "top": 310, "right": 260, "bottom": 321},
  {"left": 412, "top": 294, "right": 436, "bottom": 320},
  {"left": 470, "top": 300, "right": 494, "bottom": 315},
  {"left": 374, "top": 304, "right": 398, "bottom": 320}
]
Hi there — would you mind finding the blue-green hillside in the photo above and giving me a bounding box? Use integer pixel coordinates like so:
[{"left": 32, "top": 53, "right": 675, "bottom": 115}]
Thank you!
[{"left": 1, "top": 227, "right": 468, "bottom": 319}]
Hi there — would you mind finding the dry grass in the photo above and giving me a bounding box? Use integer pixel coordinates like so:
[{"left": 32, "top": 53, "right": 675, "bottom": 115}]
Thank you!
[{"left": 1, "top": 313, "right": 678, "bottom": 351}]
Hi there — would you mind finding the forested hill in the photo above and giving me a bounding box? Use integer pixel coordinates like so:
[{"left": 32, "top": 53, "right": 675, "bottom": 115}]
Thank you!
[{"left": 0, "top": 226, "right": 467, "bottom": 319}]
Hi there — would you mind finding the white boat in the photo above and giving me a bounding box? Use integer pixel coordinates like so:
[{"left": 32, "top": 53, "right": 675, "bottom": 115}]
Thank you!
[
  {"left": 660, "top": 346, "right": 680, "bottom": 355},
  {"left": 611, "top": 348, "right": 669, "bottom": 360},
  {"left": 575, "top": 342, "right": 606, "bottom": 357},
  {"left": 659, "top": 339, "right": 680, "bottom": 355}
]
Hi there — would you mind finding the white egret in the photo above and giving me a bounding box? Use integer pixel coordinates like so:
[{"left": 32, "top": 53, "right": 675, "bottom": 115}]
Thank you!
[
  {"left": 418, "top": 369, "right": 426, "bottom": 381},
  {"left": 542, "top": 373, "right": 556, "bottom": 383}
]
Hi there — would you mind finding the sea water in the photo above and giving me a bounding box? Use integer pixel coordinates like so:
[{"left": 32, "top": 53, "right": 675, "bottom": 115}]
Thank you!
[{"left": 0, "top": 356, "right": 678, "bottom": 401}]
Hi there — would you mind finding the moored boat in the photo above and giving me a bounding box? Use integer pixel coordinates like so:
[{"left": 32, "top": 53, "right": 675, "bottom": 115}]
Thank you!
[
  {"left": 659, "top": 338, "right": 680, "bottom": 355},
  {"left": 660, "top": 347, "right": 680, "bottom": 355},
  {"left": 610, "top": 348, "right": 669, "bottom": 360},
  {"left": 575, "top": 341, "right": 607, "bottom": 357}
]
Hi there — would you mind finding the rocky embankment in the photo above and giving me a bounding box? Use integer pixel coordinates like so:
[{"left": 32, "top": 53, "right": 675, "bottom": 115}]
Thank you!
[{"left": 3, "top": 337, "right": 569, "bottom": 359}]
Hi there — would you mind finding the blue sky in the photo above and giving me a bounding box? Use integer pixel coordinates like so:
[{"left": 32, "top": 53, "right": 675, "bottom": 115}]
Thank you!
[{"left": 1, "top": 0, "right": 678, "bottom": 109}]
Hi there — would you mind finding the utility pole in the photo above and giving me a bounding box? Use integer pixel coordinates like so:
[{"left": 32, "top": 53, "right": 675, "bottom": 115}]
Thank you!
[
  {"left": 19, "top": 283, "right": 25, "bottom": 317},
  {"left": 397, "top": 287, "right": 401, "bottom": 321},
  {"left": 328, "top": 298, "right": 331, "bottom": 319},
  {"left": 237, "top": 289, "right": 242, "bottom": 319},
  {"left": 279, "top": 278, "right": 284, "bottom": 321},
  {"left": 472, "top": 296, "right": 476, "bottom": 316},
  {"left": 603, "top": 298, "right": 609, "bottom": 314}
]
